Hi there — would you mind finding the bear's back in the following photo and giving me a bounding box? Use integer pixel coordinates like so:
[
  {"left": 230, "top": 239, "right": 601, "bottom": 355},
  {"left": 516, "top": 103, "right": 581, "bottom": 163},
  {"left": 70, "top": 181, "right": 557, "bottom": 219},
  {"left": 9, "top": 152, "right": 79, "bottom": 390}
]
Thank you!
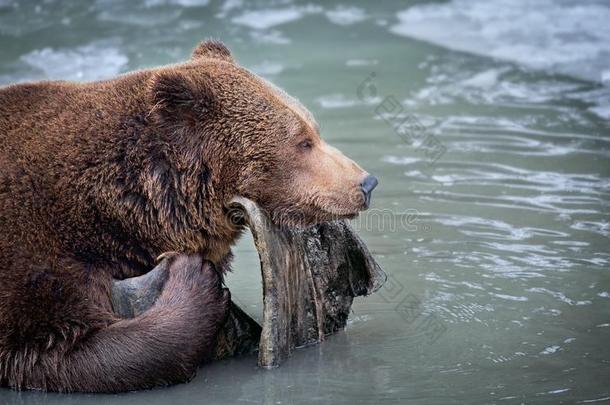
[{"left": 1, "top": 81, "right": 72, "bottom": 133}]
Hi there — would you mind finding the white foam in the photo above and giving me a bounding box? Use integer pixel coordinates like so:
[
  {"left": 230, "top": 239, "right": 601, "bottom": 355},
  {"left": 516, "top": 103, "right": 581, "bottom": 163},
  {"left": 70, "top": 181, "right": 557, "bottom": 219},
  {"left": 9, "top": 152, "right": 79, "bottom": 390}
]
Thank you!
[
  {"left": 346, "top": 59, "right": 377, "bottom": 67},
  {"left": 547, "top": 389, "right": 570, "bottom": 395},
  {"left": 490, "top": 293, "right": 528, "bottom": 302},
  {"left": 145, "top": 0, "right": 210, "bottom": 7},
  {"left": 403, "top": 54, "right": 610, "bottom": 121},
  {"left": 20, "top": 41, "right": 128, "bottom": 82},
  {"left": 96, "top": 0, "right": 182, "bottom": 26},
  {"left": 324, "top": 6, "right": 366, "bottom": 26},
  {"left": 540, "top": 345, "right": 561, "bottom": 355},
  {"left": 390, "top": 0, "right": 610, "bottom": 84},
  {"left": 382, "top": 156, "right": 419, "bottom": 166},
  {"left": 460, "top": 68, "right": 503, "bottom": 89},
  {"left": 232, "top": 5, "right": 321, "bottom": 30},
  {"left": 528, "top": 287, "right": 592, "bottom": 306},
  {"left": 316, "top": 93, "right": 381, "bottom": 109},
  {"left": 249, "top": 29, "right": 291, "bottom": 45},
  {"left": 250, "top": 61, "right": 284, "bottom": 76},
  {"left": 316, "top": 94, "right": 358, "bottom": 109},
  {"left": 216, "top": 0, "right": 243, "bottom": 18},
  {"left": 589, "top": 105, "right": 610, "bottom": 120}
]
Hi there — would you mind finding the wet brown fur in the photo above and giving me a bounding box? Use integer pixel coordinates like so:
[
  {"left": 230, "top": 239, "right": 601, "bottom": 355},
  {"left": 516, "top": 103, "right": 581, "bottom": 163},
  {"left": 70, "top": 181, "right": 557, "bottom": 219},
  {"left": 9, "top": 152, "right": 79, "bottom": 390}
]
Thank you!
[{"left": 0, "top": 40, "right": 368, "bottom": 393}]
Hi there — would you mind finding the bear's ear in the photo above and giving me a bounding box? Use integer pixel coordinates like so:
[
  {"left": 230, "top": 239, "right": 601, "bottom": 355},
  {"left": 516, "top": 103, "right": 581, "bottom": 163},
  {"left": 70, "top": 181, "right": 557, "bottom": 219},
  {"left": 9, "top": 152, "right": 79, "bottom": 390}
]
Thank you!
[
  {"left": 150, "top": 69, "right": 216, "bottom": 127},
  {"left": 191, "top": 39, "right": 234, "bottom": 62}
]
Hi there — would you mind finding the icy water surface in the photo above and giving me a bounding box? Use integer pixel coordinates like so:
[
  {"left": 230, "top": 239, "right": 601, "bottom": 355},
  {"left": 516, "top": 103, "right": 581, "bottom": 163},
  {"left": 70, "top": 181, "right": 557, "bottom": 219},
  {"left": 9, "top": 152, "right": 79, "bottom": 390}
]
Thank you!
[{"left": 1, "top": 0, "right": 609, "bottom": 403}]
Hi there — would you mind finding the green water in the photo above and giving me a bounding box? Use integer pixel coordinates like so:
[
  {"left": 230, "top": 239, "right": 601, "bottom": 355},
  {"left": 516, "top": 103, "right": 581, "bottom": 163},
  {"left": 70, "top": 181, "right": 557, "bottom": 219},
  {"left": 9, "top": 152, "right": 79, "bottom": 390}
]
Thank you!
[{"left": 1, "top": 0, "right": 609, "bottom": 403}]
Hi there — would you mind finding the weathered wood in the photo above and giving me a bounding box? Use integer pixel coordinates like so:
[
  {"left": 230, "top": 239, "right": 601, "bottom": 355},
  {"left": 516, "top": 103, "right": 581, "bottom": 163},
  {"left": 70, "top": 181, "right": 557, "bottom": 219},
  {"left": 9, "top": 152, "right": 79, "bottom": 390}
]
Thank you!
[
  {"left": 212, "top": 301, "right": 262, "bottom": 360},
  {"left": 230, "top": 197, "right": 386, "bottom": 368},
  {"left": 111, "top": 198, "right": 385, "bottom": 367}
]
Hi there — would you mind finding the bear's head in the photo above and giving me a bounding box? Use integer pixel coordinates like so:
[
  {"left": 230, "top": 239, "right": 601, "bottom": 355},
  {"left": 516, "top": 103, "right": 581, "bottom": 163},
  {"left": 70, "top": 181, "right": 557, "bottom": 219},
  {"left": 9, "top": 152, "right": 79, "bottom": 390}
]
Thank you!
[{"left": 150, "top": 40, "right": 377, "bottom": 227}]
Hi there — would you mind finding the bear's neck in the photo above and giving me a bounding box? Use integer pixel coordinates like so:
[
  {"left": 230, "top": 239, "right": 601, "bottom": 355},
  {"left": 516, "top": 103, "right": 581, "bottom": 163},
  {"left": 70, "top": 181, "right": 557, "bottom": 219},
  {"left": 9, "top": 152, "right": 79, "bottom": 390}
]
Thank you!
[{"left": 91, "top": 112, "right": 241, "bottom": 272}]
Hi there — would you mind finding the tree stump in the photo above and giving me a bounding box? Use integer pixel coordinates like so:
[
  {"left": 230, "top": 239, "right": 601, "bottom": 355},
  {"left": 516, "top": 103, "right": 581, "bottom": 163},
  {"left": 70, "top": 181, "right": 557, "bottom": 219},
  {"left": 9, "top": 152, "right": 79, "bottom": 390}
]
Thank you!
[{"left": 111, "top": 197, "right": 386, "bottom": 368}]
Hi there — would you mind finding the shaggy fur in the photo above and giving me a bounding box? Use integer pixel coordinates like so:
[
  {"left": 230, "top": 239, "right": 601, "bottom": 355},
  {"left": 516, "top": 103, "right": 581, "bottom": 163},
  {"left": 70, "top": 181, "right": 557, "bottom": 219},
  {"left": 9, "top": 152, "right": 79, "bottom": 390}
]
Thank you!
[{"left": 0, "top": 40, "right": 369, "bottom": 392}]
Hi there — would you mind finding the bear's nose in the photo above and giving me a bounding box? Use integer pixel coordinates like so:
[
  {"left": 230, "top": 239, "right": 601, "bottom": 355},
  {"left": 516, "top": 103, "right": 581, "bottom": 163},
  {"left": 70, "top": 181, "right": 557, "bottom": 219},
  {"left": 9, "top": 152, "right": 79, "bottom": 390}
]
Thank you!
[{"left": 361, "top": 175, "right": 379, "bottom": 208}]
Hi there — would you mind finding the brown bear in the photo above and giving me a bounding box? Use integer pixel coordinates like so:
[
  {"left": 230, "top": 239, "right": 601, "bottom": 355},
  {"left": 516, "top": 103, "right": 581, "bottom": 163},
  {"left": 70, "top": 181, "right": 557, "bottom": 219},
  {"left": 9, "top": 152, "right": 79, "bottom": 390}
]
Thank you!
[{"left": 0, "top": 40, "right": 378, "bottom": 393}]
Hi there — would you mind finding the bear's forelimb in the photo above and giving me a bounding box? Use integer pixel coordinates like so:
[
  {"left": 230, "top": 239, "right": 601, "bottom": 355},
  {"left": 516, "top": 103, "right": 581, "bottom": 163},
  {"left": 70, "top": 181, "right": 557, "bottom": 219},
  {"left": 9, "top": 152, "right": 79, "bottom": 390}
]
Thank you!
[{"left": 0, "top": 254, "right": 230, "bottom": 393}]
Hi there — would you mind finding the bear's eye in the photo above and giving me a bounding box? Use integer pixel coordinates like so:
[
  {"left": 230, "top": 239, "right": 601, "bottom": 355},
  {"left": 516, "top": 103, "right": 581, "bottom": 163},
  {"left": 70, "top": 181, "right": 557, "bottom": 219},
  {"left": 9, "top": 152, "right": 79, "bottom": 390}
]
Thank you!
[{"left": 298, "top": 139, "right": 313, "bottom": 150}]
